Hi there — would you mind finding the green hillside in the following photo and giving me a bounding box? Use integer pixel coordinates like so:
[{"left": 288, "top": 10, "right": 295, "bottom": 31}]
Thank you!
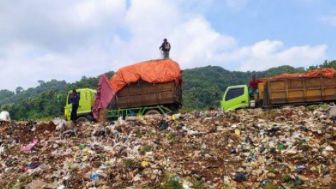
[
  {"left": 0, "top": 60, "right": 335, "bottom": 120},
  {"left": 182, "top": 65, "right": 305, "bottom": 109}
]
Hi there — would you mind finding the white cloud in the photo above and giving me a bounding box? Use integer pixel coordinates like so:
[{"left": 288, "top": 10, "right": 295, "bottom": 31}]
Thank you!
[
  {"left": 74, "top": 0, "right": 122, "bottom": 25},
  {"left": 321, "top": 15, "right": 336, "bottom": 27},
  {"left": 227, "top": 40, "right": 327, "bottom": 71},
  {"left": 0, "top": 0, "right": 328, "bottom": 90},
  {"left": 170, "top": 17, "right": 236, "bottom": 68},
  {"left": 0, "top": 0, "right": 127, "bottom": 51}
]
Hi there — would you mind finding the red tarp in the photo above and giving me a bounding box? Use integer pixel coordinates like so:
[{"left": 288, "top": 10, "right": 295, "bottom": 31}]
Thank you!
[
  {"left": 93, "top": 59, "right": 182, "bottom": 119},
  {"left": 92, "top": 75, "right": 115, "bottom": 120},
  {"left": 270, "top": 68, "right": 336, "bottom": 80}
]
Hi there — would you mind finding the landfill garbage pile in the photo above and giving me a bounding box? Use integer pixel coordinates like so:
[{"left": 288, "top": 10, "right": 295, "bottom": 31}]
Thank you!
[{"left": 0, "top": 106, "right": 336, "bottom": 189}]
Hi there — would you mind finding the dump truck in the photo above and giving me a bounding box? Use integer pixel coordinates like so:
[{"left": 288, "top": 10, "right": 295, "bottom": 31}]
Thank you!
[
  {"left": 64, "top": 82, "right": 181, "bottom": 121},
  {"left": 64, "top": 59, "right": 182, "bottom": 121},
  {"left": 221, "top": 68, "right": 336, "bottom": 111}
]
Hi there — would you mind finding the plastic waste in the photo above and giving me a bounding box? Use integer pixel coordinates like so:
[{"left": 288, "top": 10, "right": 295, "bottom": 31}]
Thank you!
[
  {"left": 0, "top": 106, "right": 335, "bottom": 188},
  {"left": 79, "top": 144, "right": 85, "bottom": 150},
  {"left": 90, "top": 172, "right": 100, "bottom": 181},
  {"left": 21, "top": 138, "right": 38, "bottom": 153},
  {"left": 277, "top": 143, "right": 286, "bottom": 151},
  {"left": 141, "top": 160, "right": 150, "bottom": 168},
  {"left": 233, "top": 172, "right": 247, "bottom": 182},
  {"left": 53, "top": 118, "right": 66, "bottom": 131},
  {"left": 61, "top": 129, "right": 76, "bottom": 138},
  {"left": 295, "top": 165, "right": 305, "bottom": 174},
  {"left": 172, "top": 113, "right": 181, "bottom": 121},
  {"left": 158, "top": 120, "right": 168, "bottom": 130},
  {"left": 234, "top": 129, "right": 241, "bottom": 137},
  {"left": 0, "top": 111, "right": 10, "bottom": 121},
  {"left": 27, "top": 162, "right": 40, "bottom": 169}
]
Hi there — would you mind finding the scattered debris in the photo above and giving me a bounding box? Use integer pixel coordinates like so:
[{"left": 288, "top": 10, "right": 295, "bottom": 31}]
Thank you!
[
  {"left": 233, "top": 172, "right": 247, "bottom": 182},
  {"left": 0, "top": 111, "right": 10, "bottom": 122},
  {"left": 52, "top": 118, "right": 67, "bottom": 131},
  {"left": 0, "top": 106, "right": 335, "bottom": 188},
  {"left": 21, "top": 138, "right": 38, "bottom": 153}
]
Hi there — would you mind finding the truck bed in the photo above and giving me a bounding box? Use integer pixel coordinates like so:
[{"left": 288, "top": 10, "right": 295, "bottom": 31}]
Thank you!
[
  {"left": 263, "top": 77, "right": 336, "bottom": 106},
  {"left": 110, "top": 81, "right": 182, "bottom": 109}
]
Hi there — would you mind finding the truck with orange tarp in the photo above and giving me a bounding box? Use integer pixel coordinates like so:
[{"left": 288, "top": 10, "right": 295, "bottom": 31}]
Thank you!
[
  {"left": 64, "top": 59, "right": 182, "bottom": 121},
  {"left": 221, "top": 68, "right": 336, "bottom": 111}
]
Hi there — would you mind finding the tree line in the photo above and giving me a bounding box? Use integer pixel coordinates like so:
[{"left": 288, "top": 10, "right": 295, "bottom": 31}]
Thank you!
[{"left": 0, "top": 60, "right": 335, "bottom": 120}]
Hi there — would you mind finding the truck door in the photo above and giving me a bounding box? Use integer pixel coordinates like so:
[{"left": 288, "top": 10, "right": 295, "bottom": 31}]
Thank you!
[
  {"left": 221, "top": 86, "right": 249, "bottom": 111},
  {"left": 77, "top": 90, "right": 93, "bottom": 115},
  {"left": 77, "top": 90, "right": 85, "bottom": 114},
  {"left": 64, "top": 91, "right": 72, "bottom": 120},
  {"left": 64, "top": 89, "right": 94, "bottom": 120}
]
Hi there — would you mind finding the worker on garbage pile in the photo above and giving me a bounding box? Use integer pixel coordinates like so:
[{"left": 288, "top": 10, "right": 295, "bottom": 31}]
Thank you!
[
  {"left": 69, "top": 89, "right": 80, "bottom": 122},
  {"left": 159, "top": 38, "right": 171, "bottom": 59},
  {"left": 248, "top": 74, "right": 262, "bottom": 98}
]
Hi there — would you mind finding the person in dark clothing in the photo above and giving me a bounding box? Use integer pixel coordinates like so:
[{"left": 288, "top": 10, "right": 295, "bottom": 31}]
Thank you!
[
  {"left": 69, "top": 89, "right": 80, "bottom": 122},
  {"left": 248, "top": 74, "right": 262, "bottom": 97},
  {"left": 159, "top": 38, "right": 171, "bottom": 59}
]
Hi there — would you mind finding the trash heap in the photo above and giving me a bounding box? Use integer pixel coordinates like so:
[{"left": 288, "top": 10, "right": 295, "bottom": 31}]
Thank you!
[{"left": 0, "top": 106, "right": 336, "bottom": 189}]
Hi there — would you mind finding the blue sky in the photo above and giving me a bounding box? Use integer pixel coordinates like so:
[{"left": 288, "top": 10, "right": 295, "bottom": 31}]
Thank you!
[
  {"left": 0, "top": 0, "right": 335, "bottom": 90},
  {"left": 206, "top": 0, "right": 335, "bottom": 47}
]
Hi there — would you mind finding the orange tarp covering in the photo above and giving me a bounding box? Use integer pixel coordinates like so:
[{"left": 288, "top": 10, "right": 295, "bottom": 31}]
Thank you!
[
  {"left": 110, "top": 59, "right": 182, "bottom": 93},
  {"left": 270, "top": 68, "right": 336, "bottom": 80},
  {"left": 93, "top": 59, "right": 181, "bottom": 119}
]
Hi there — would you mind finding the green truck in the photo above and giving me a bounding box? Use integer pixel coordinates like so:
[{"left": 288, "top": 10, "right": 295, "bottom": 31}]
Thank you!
[
  {"left": 220, "top": 85, "right": 250, "bottom": 112},
  {"left": 64, "top": 81, "right": 182, "bottom": 121},
  {"left": 221, "top": 76, "right": 336, "bottom": 111},
  {"left": 64, "top": 88, "right": 96, "bottom": 121}
]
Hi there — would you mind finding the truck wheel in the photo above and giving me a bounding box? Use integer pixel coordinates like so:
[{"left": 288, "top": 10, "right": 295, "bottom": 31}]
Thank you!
[
  {"left": 86, "top": 115, "right": 93, "bottom": 121},
  {"left": 76, "top": 116, "right": 90, "bottom": 123},
  {"left": 145, "top": 109, "right": 161, "bottom": 115}
]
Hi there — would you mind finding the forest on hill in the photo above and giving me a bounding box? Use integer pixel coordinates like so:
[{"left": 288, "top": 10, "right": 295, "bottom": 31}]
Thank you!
[{"left": 0, "top": 60, "right": 335, "bottom": 120}]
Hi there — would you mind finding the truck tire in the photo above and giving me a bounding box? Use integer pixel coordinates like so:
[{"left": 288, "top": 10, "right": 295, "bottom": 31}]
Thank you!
[
  {"left": 86, "top": 115, "right": 93, "bottom": 121},
  {"left": 76, "top": 116, "right": 90, "bottom": 123},
  {"left": 145, "top": 109, "right": 161, "bottom": 115}
]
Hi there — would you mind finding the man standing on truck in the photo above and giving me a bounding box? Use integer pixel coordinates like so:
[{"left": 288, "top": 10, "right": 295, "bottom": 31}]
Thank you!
[
  {"left": 249, "top": 74, "right": 262, "bottom": 97},
  {"left": 69, "top": 89, "right": 80, "bottom": 122},
  {"left": 159, "top": 38, "right": 171, "bottom": 59}
]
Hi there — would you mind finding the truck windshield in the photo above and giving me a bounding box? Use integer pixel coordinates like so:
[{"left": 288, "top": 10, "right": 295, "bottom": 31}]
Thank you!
[{"left": 225, "top": 88, "right": 244, "bottom": 101}]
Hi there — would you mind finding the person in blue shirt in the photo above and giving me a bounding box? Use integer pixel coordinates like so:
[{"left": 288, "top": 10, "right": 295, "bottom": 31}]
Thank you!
[{"left": 69, "top": 89, "right": 80, "bottom": 122}]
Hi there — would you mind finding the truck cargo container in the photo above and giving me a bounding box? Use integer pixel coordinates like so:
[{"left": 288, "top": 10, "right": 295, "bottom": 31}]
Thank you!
[{"left": 110, "top": 80, "right": 182, "bottom": 111}]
